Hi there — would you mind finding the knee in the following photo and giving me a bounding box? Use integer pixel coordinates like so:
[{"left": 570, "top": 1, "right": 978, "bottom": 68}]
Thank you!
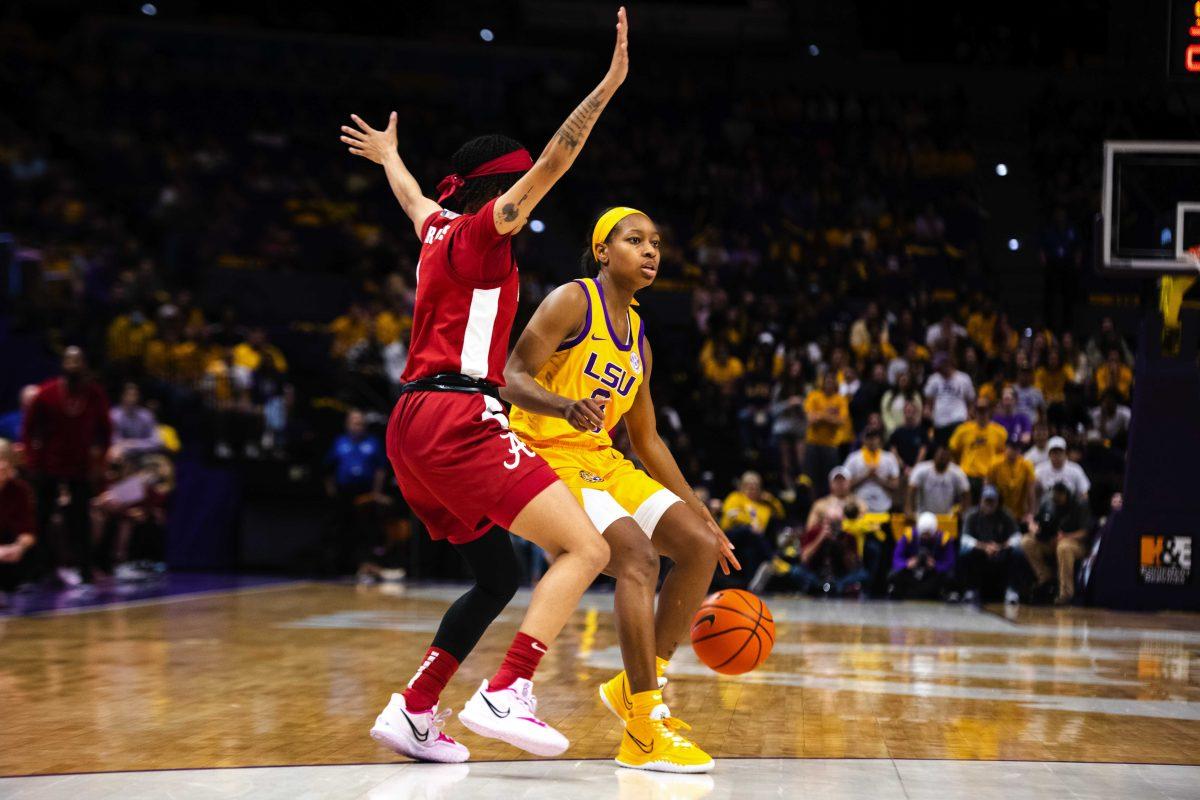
[
  {"left": 679, "top": 524, "right": 720, "bottom": 570},
  {"left": 577, "top": 536, "right": 611, "bottom": 576},
  {"left": 479, "top": 569, "right": 519, "bottom": 607},
  {"left": 614, "top": 538, "right": 660, "bottom": 586}
]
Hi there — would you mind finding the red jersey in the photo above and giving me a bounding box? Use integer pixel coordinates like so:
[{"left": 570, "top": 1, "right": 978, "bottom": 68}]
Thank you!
[
  {"left": 22, "top": 377, "right": 112, "bottom": 480},
  {"left": 0, "top": 477, "right": 35, "bottom": 544},
  {"left": 402, "top": 197, "right": 520, "bottom": 386}
]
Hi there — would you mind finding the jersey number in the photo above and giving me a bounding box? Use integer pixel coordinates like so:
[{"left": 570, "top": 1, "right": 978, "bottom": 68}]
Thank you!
[{"left": 590, "top": 388, "right": 611, "bottom": 434}]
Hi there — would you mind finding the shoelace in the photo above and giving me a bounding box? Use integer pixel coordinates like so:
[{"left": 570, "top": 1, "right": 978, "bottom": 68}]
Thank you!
[
  {"left": 430, "top": 708, "right": 454, "bottom": 741},
  {"left": 515, "top": 687, "right": 539, "bottom": 715},
  {"left": 657, "top": 717, "right": 696, "bottom": 749}
]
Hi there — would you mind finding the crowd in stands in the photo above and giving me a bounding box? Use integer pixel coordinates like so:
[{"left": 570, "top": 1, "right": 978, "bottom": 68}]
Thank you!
[
  {"left": 0, "top": 17, "right": 1139, "bottom": 604},
  {"left": 702, "top": 290, "right": 1132, "bottom": 604}
]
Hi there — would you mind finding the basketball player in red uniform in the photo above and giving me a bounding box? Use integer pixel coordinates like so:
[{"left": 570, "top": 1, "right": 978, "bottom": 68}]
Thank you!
[{"left": 338, "top": 8, "right": 629, "bottom": 763}]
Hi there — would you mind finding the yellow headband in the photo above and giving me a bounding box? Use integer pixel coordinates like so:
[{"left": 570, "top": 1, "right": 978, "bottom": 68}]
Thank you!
[{"left": 592, "top": 206, "right": 647, "bottom": 254}]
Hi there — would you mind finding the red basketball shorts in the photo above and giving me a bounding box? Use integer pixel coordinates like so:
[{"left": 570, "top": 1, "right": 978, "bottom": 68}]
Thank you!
[{"left": 386, "top": 390, "right": 559, "bottom": 545}]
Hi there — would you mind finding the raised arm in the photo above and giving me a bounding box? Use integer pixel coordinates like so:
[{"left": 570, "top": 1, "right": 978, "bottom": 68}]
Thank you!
[
  {"left": 491, "top": 6, "right": 630, "bottom": 235},
  {"left": 341, "top": 111, "right": 442, "bottom": 237},
  {"left": 501, "top": 284, "right": 604, "bottom": 431}
]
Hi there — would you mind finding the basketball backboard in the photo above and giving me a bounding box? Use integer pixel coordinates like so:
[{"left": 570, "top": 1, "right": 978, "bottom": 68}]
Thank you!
[{"left": 1101, "top": 141, "right": 1200, "bottom": 274}]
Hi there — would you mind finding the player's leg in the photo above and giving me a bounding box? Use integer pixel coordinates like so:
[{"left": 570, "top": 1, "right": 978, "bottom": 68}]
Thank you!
[
  {"left": 398, "top": 527, "right": 522, "bottom": 713},
  {"left": 370, "top": 472, "right": 479, "bottom": 764},
  {"left": 649, "top": 503, "right": 719, "bottom": 663},
  {"left": 499, "top": 480, "right": 611, "bottom": 646},
  {"left": 457, "top": 479, "right": 609, "bottom": 756},
  {"left": 600, "top": 471, "right": 715, "bottom": 773},
  {"left": 600, "top": 517, "right": 661, "bottom": 697}
]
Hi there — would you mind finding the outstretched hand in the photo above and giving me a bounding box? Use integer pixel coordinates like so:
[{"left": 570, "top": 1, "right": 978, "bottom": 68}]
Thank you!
[
  {"left": 341, "top": 112, "right": 397, "bottom": 165},
  {"left": 606, "top": 7, "right": 629, "bottom": 86}
]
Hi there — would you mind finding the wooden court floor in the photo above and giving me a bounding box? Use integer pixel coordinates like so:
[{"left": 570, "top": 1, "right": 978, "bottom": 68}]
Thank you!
[{"left": 1, "top": 582, "right": 1199, "bottom": 777}]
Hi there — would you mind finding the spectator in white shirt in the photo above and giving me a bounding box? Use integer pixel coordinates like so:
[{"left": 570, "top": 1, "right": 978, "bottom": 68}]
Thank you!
[
  {"left": 925, "top": 313, "right": 967, "bottom": 352},
  {"left": 924, "top": 352, "right": 975, "bottom": 446},
  {"left": 906, "top": 445, "right": 971, "bottom": 517},
  {"left": 1090, "top": 390, "right": 1131, "bottom": 446},
  {"left": 1034, "top": 436, "right": 1090, "bottom": 502},
  {"left": 109, "top": 383, "right": 163, "bottom": 461},
  {"left": 842, "top": 428, "right": 901, "bottom": 513},
  {"left": 1024, "top": 420, "right": 1052, "bottom": 468}
]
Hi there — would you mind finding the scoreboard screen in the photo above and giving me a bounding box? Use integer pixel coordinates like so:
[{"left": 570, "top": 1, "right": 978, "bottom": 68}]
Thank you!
[{"left": 1169, "top": 1, "right": 1200, "bottom": 77}]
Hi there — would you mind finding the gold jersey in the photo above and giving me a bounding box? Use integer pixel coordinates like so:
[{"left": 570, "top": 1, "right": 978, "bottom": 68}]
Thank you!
[{"left": 510, "top": 278, "right": 646, "bottom": 451}]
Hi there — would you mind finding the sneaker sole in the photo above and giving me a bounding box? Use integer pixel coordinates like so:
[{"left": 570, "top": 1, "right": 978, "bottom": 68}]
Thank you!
[
  {"left": 457, "top": 708, "right": 568, "bottom": 757},
  {"left": 369, "top": 725, "right": 470, "bottom": 764},
  {"left": 614, "top": 757, "right": 715, "bottom": 774}
]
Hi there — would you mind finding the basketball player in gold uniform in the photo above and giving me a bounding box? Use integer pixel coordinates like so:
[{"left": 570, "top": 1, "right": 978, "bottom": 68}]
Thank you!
[{"left": 504, "top": 207, "right": 737, "bottom": 772}]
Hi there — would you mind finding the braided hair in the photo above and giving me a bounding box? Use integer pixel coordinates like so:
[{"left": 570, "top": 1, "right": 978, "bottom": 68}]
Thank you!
[{"left": 445, "top": 134, "right": 526, "bottom": 214}]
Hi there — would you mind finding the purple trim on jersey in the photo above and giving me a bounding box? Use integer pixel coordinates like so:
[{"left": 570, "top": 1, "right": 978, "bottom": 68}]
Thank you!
[
  {"left": 557, "top": 280, "right": 592, "bottom": 351},
  {"left": 594, "top": 278, "right": 633, "bottom": 351},
  {"left": 637, "top": 318, "right": 646, "bottom": 362}
]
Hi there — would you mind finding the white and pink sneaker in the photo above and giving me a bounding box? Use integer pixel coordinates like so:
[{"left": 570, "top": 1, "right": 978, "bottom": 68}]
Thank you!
[
  {"left": 457, "top": 678, "right": 568, "bottom": 757},
  {"left": 370, "top": 693, "right": 470, "bottom": 763}
]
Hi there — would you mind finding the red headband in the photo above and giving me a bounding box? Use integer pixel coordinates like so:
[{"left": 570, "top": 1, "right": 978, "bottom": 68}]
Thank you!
[{"left": 436, "top": 149, "right": 534, "bottom": 203}]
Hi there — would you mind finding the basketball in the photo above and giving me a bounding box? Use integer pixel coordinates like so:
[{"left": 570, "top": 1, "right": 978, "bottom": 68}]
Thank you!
[{"left": 689, "top": 589, "right": 775, "bottom": 675}]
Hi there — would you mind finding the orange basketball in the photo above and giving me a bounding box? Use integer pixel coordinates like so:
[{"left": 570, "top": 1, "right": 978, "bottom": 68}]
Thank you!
[{"left": 689, "top": 589, "right": 774, "bottom": 675}]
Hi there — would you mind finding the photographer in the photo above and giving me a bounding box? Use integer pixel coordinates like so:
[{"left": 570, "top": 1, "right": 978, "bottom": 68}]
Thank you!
[
  {"left": 760, "top": 505, "right": 867, "bottom": 597},
  {"left": 888, "top": 512, "right": 956, "bottom": 600}
]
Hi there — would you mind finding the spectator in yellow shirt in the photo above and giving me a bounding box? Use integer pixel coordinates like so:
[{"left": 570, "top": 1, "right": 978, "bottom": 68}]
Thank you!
[
  {"left": 1094, "top": 348, "right": 1133, "bottom": 402},
  {"left": 374, "top": 305, "right": 412, "bottom": 346},
  {"left": 144, "top": 329, "right": 203, "bottom": 386},
  {"left": 329, "top": 303, "right": 371, "bottom": 359},
  {"left": 987, "top": 437, "right": 1037, "bottom": 523},
  {"left": 233, "top": 328, "right": 288, "bottom": 374},
  {"left": 720, "top": 470, "right": 785, "bottom": 588},
  {"left": 105, "top": 308, "right": 156, "bottom": 367},
  {"left": 804, "top": 372, "right": 849, "bottom": 495},
  {"left": 966, "top": 300, "right": 996, "bottom": 352},
  {"left": 1034, "top": 348, "right": 1074, "bottom": 405},
  {"left": 949, "top": 399, "right": 1007, "bottom": 500},
  {"left": 700, "top": 341, "right": 745, "bottom": 394}
]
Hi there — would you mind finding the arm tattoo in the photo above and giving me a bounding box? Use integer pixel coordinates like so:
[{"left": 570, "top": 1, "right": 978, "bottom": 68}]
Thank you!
[
  {"left": 500, "top": 191, "right": 529, "bottom": 223},
  {"left": 554, "top": 90, "right": 604, "bottom": 151}
]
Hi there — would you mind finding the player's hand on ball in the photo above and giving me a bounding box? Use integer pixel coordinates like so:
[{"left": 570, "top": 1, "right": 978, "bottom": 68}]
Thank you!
[
  {"left": 341, "top": 112, "right": 397, "bottom": 165},
  {"left": 563, "top": 397, "right": 605, "bottom": 431},
  {"left": 606, "top": 7, "right": 629, "bottom": 86}
]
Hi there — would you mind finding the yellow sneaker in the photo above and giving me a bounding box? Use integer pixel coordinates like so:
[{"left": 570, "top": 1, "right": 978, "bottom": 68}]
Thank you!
[
  {"left": 599, "top": 657, "right": 669, "bottom": 722},
  {"left": 616, "top": 713, "right": 714, "bottom": 774}
]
